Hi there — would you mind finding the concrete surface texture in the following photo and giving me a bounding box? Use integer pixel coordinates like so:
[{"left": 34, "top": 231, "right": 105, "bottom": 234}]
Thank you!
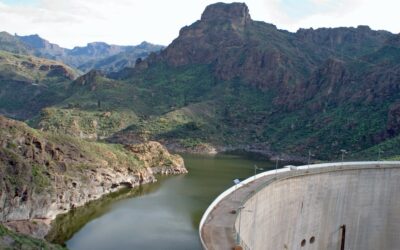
[
  {"left": 236, "top": 166, "right": 400, "bottom": 250},
  {"left": 200, "top": 162, "right": 400, "bottom": 250}
]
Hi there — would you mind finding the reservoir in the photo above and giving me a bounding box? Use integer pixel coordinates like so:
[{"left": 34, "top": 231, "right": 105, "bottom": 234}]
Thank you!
[{"left": 48, "top": 154, "right": 275, "bottom": 250}]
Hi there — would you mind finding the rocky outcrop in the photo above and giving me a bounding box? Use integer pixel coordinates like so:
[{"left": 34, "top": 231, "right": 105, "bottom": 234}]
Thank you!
[
  {"left": 125, "top": 142, "right": 187, "bottom": 175},
  {"left": 277, "top": 58, "right": 349, "bottom": 111},
  {"left": 295, "top": 26, "right": 391, "bottom": 59},
  {"left": 46, "top": 64, "right": 75, "bottom": 79},
  {"left": 121, "top": 2, "right": 309, "bottom": 90},
  {"left": 158, "top": 2, "right": 250, "bottom": 68},
  {"left": 72, "top": 69, "right": 105, "bottom": 87},
  {"left": 200, "top": 2, "right": 251, "bottom": 28},
  {"left": 0, "top": 116, "right": 186, "bottom": 238},
  {"left": 126, "top": 2, "right": 392, "bottom": 92}
]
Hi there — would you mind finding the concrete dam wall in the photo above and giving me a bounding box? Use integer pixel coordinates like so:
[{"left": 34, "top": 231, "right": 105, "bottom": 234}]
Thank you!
[
  {"left": 237, "top": 165, "right": 400, "bottom": 249},
  {"left": 200, "top": 162, "right": 400, "bottom": 250}
]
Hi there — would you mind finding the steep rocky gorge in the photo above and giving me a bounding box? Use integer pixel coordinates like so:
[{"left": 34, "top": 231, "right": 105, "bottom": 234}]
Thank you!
[
  {"left": 0, "top": 116, "right": 186, "bottom": 239},
  {"left": 103, "top": 3, "right": 400, "bottom": 160}
]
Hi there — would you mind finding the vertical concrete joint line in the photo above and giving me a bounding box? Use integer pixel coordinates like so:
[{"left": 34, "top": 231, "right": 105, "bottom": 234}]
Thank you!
[{"left": 340, "top": 224, "right": 346, "bottom": 250}]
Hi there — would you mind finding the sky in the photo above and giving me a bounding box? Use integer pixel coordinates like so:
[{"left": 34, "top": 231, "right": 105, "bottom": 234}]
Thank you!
[{"left": 0, "top": 0, "right": 399, "bottom": 48}]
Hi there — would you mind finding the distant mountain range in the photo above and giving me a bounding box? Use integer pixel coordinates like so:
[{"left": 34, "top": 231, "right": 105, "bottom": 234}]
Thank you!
[{"left": 0, "top": 31, "right": 164, "bottom": 73}]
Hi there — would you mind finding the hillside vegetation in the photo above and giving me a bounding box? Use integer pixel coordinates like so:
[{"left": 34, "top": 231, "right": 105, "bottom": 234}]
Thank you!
[
  {"left": 2, "top": 3, "right": 400, "bottom": 161},
  {"left": 0, "top": 224, "right": 64, "bottom": 250},
  {"left": 0, "top": 50, "right": 78, "bottom": 120}
]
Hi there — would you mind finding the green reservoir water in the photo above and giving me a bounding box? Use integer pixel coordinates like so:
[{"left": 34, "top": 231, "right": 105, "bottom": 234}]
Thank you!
[{"left": 48, "top": 154, "right": 275, "bottom": 250}]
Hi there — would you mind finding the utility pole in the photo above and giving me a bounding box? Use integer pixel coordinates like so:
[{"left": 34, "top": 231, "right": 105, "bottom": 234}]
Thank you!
[
  {"left": 378, "top": 148, "right": 384, "bottom": 161},
  {"left": 275, "top": 157, "right": 279, "bottom": 174},
  {"left": 340, "top": 149, "right": 347, "bottom": 163}
]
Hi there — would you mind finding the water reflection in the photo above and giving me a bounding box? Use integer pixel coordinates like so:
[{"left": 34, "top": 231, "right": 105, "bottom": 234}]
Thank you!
[
  {"left": 46, "top": 180, "right": 165, "bottom": 245},
  {"left": 48, "top": 154, "right": 275, "bottom": 250}
]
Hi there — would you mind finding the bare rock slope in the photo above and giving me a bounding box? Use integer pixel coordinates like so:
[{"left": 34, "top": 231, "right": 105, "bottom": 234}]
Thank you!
[{"left": 0, "top": 116, "right": 186, "bottom": 238}]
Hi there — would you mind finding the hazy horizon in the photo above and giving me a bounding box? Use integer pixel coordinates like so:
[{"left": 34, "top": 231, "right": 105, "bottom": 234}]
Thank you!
[{"left": 0, "top": 0, "right": 399, "bottom": 49}]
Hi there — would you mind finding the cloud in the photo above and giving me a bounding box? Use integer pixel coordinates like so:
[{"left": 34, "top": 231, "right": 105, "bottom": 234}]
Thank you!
[
  {"left": 0, "top": 0, "right": 399, "bottom": 48},
  {"left": 249, "top": 0, "right": 356, "bottom": 30},
  {"left": 0, "top": 0, "right": 225, "bottom": 47},
  {"left": 251, "top": 0, "right": 399, "bottom": 34},
  {"left": 290, "top": 0, "right": 400, "bottom": 32},
  {"left": 309, "top": 0, "right": 334, "bottom": 5},
  {"left": 0, "top": 0, "right": 39, "bottom": 6}
]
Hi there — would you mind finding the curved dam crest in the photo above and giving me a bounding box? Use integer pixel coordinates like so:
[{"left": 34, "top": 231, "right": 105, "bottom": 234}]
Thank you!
[{"left": 200, "top": 162, "right": 400, "bottom": 250}]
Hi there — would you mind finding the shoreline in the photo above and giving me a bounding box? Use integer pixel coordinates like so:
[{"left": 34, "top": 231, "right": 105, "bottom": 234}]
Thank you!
[
  {"left": 3, "top": 164, "right": 187, "bottom": 243},
  {"left": 1, "top": 141, "right": 303, "bottom": 246},
  {"left": 165, "top": 142, "right": 309, "bottom": 164}
]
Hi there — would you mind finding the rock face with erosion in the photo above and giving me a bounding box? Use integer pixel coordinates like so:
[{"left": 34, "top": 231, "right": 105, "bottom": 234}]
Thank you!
[{"left": 0, "top": 116, "right": 186, "bottom": 238}]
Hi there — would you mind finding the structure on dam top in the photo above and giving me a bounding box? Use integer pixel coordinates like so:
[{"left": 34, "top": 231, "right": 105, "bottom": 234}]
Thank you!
[{"left": 199, "top": 162, "right": 400, "bottom": 250}]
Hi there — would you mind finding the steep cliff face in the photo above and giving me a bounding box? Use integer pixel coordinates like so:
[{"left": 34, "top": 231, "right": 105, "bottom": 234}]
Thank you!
[
  {"left": 125, "top": 142, "right": 185, "bottom": 174},
  {"left": 295, "top": 26, "right": 392, "bottom": 59},
  {"left": 279, "top": 32, "right": 400, "bottom": 112},
  {"left": 0, "top": 32, "right": 30, "bottom": 55},
  {"left": 127, "top": 2, "right": 311, "bottom": 90},
  {"left": 17, "top": 34, "right": 67, "bottom": 60},
  {"left": 0, "top": 116, "right": 186, "bottom": 238},
  {"left": 21, "top": 3, "right": 400, "bottom": 160},
  {"left": 129, "top": 2, "right": 392, "bottom": 92},
  {"left": 161, "top": 3, "right": 250, "bottom": 67}
]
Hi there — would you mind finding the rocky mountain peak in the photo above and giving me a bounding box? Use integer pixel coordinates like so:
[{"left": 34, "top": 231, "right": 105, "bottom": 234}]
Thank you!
[
  {"left": 200, "top": 2, "right": 251, "bottom": 26},
  {"left": 144, "top": 2, "right": 254, "bottom": 69},
  {"left": 17, "top": 34, "right": 48, "bottom": 49},
  {"left": 86, "top": 42, "right": 110, "bottom": 48}
]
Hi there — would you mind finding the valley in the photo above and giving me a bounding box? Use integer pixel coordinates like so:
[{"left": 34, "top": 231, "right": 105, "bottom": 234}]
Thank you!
[{"left": 0, "top": 1, "right": 399, "bottom": 249}]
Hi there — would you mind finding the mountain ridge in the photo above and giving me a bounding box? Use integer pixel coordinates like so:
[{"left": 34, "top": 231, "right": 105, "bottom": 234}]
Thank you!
[
  {"left": 2, "top": 2, "right": 400, "bottom": 245},
  {"left": 0, "top": 32, "right": 164, "bottom": 73},
  {"left": 2, "top": 2, "right": 400, "bottom": 160},
  {"left": 101, "top": 2, "right": 400, "bottom": 160}
]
